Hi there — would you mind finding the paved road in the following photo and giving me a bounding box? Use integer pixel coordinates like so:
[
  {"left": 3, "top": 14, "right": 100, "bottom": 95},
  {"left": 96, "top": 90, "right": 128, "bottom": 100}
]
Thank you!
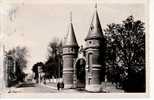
[
  {"left": 7, "top": 82, "right": 59, "bottom": 93},
  {"left": 6, "top": 82, "right": 87, "bottom": 93},
  {"left": 5, "top": 82, "right": 91, "bottom": 93},
  {"left": 4, "top": 82, "right": 124, "bottom": 93}
]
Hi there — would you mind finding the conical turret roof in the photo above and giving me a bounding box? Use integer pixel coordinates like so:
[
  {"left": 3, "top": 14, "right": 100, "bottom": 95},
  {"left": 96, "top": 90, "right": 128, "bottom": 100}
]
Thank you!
[
  {"left": 85, "top": 4, "right": 103, "bottom": 41},
  {"left": 63, "top": 12, "right": 78, "bottom": 47}
]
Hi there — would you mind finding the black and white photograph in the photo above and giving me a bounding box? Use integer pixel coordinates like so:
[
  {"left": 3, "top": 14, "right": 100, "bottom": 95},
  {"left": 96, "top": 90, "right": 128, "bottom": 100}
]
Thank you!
[{"left": 0, "top": 0, "right": 148, "bottom": 98}]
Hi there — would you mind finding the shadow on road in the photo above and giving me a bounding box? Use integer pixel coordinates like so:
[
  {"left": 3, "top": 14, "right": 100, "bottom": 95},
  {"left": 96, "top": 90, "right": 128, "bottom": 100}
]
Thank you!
[{"left": 16, "top": 82, "right": 36, "bottom": 88}]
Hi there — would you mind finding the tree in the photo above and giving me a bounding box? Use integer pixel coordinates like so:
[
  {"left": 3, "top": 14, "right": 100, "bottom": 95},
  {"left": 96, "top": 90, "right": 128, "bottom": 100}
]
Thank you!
[
  {"left": 32, "top": 62, "right": 44, "bottom": 82},
  {"left": 6, "top": 46, "right": 28, "bottom": 86},
  {"left": 44, "top": 38, "right": 63, "bottom": 79},
  {"left": 104, "top": 16, "right": 145, "bottom": 92}
]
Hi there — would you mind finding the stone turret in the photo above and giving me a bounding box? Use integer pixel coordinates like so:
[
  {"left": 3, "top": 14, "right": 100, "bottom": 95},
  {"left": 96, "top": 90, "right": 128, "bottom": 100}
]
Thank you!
[
  {"left": 62, "top": 12, "right": 79, "bottom": 88},
  {"left": 85, "top": 4, "right": 104, "bottom": 92}
]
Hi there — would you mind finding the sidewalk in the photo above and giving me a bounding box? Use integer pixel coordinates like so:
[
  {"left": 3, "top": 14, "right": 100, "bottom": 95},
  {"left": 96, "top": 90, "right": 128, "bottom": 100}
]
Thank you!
[
  {"left": 40, "top": 83, "right": 87, "bottom": 93},
  {"left": 41, "top": 82, "right": 124, "bottom": 93}
]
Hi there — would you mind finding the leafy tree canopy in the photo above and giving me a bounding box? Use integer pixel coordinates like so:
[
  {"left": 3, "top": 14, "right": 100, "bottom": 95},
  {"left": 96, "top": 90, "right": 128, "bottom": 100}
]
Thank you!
[{"left": 103, "top": 16, "right": 145, "bottom": 91}]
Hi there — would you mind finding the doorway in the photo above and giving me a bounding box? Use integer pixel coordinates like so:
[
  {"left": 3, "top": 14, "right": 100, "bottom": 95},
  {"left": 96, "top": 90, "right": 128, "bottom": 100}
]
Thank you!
[{"left": 76, "top": 58, "right": 86, "bottom": 88}]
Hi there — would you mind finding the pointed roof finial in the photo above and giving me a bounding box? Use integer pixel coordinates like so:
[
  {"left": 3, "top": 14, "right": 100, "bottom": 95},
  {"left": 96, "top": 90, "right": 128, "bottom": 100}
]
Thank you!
[
  {"left": 95, "top": 2, "right": 97, "bottom": 9},
  {"left": 70, "top": 11, "right": 72, "bottom": 23},
  {"left": 63, "top": 12, "right": 78, "bottom": 47},
  {"left": 85, "top": 2, "right": 103, "bottom": 41}
]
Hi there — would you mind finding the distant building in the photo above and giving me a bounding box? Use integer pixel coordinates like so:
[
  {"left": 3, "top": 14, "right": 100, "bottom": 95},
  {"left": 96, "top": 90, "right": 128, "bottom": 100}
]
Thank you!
[
  {"left": 0, "top": 44, "right": 6, "bottom": 89},
  {"left": 0, "top": 44, "right": 9, "bottom": 89}
]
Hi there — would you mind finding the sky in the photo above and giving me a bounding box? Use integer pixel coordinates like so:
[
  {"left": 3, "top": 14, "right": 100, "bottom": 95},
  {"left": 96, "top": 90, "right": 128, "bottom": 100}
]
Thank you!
[{"left": 0, "top": 0, "right": 147, "bottom": 73}]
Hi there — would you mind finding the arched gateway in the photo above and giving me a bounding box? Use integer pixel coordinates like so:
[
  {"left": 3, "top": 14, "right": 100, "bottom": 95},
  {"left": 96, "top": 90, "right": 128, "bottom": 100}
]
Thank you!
[
  {"left": 62, "top": 4, "right": 105, "bottom": 92},
  {"left": 74, "top": 46, "right": 86, "bottom": 88},
  {"left": 75, "top": 57, "right": 86, "bottom": 88}
]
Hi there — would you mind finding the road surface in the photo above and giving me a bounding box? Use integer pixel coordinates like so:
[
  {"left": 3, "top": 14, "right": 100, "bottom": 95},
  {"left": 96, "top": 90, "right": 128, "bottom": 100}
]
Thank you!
[
  {"left": 5, "top": 82, "right": 58, "bottom": 93},
  {"left": 3, "top": 82, "right": 124, "bottom": 94}
]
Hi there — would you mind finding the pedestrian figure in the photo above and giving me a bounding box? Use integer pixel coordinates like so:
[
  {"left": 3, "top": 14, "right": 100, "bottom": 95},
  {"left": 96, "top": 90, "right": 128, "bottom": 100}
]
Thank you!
[
  {"left": 61, "top": 82, "right": 64, "bottom": 89},
  {"left": 57, "top": 82, "right": 60, "bottom": 91}
]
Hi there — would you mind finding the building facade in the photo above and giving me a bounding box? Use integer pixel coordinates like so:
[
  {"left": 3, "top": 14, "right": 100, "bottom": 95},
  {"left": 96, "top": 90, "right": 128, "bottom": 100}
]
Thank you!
[
  {"left": 0, "top": 44, "right": 6, "bottom": 90},
  {"left": 62, "top": 5, "right": 105, "bottom": 92},
  {"left": 84, "top": 5, "right": 105, "bottom": 92},
  {"left": 62, "top": 12, "right": 79, "bottom": 88}
]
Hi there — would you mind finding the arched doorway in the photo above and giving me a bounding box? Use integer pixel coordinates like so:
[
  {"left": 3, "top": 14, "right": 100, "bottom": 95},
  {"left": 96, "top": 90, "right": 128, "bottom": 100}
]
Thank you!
[{"left": 75, "top": 58, "right": 86, "bottom": 88}]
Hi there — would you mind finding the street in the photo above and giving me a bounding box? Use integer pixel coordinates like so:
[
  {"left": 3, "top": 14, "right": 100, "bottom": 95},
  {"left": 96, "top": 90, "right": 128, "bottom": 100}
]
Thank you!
[
  {"left": 5, "top": 82, "right": 58, "bottom": 93},
  {"left": 3, "top": 82, "right": 89, "bottom": 93},
  {"left": 1, "top": 81, "right": 124, "bottom": 94}
]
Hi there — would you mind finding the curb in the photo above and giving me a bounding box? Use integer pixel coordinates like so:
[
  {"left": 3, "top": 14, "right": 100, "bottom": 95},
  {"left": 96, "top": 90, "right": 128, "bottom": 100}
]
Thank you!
[{"left": 40, "top": 84, "right": 57, "bottom": 90}]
